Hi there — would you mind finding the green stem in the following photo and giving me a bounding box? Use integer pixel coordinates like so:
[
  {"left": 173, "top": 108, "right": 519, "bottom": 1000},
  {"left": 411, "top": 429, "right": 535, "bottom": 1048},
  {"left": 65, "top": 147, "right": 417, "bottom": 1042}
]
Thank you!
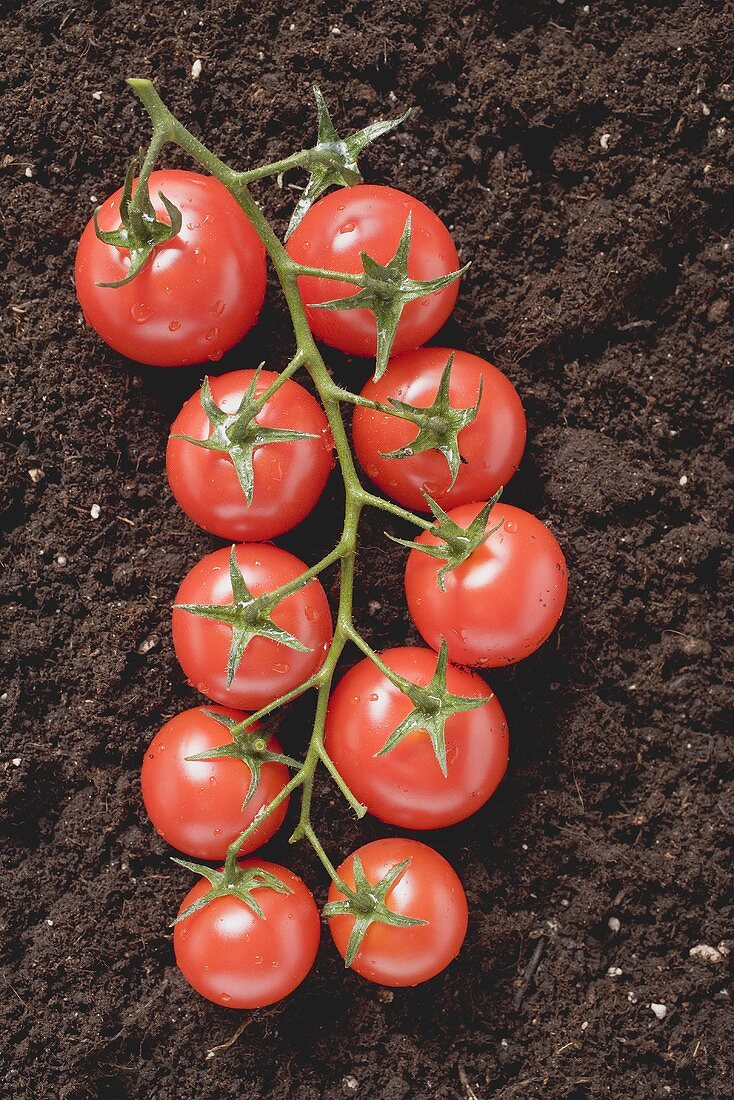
[
  {"left": 252, "top": 348, "right": 306, "bottom": 409},
  {"left": 128, "top": 79, "right": 415, "bottom": 891}
]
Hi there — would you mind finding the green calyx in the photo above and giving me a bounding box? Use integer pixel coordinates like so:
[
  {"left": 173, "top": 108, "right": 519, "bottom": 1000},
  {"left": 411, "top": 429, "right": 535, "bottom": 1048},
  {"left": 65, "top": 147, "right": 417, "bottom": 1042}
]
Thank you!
[
  {"left": 174, "top": 545, "right": 312, "bottom": 689},
  {"left": 390, "top": 488, "right": 504, "bottom": 589},
  {"left": 186, "top": 710, "right": 301, "bottom": 808},
  {"left": 172, "top": 857, "right": 292, "bottom": 925},
  {"left": 170, "top": 368, "right": 316, "bottom": 505},
  {"left": 372, "top": 641, "right": 488, "bottom": 776},
  {"left": 311, "top": 215, "right": 469, "bottom": 381},
  {"left": 322, "top": 856, "right": 426, "bottom": 968},
  {"left": 285, "top": 86, "right": 410, "bottom": 239},
  {"left": 377, "top": 352, "right": 482, "bottom": 487},
  {"left": 93, "top": 158, "right": 182, "bottom": 287}
]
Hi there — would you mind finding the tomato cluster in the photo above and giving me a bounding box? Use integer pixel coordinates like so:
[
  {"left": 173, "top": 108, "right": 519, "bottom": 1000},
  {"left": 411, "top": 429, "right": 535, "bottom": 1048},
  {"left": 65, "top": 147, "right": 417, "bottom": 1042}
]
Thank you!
[{"left": 80, "top": 89, "right": 567, "bottom": 1011}]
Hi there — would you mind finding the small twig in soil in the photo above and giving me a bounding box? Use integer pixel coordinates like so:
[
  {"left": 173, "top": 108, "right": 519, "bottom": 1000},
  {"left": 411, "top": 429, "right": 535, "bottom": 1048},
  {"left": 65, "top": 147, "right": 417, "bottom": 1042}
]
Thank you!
[
  {"left": 205, "top": 1018, "right": 252, "bottom": 1060},
  {"left": 513, "top": 937, "right": 545, "bottom": 1011},
  {"left": 459, "top": 1064, "right": 481, "bottom": 1100}
]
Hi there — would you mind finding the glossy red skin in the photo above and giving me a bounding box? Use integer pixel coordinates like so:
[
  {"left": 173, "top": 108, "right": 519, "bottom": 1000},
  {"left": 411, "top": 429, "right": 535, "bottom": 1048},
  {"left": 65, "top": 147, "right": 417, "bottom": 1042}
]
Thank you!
[
  {"left": 286, "top": 185, "right": 461, "bottom": 358},
  {"left": 352, "top": 347, "right": 527, "bottom": 512},
  {"left": 166, "top": 369, "right": 334, "bottom": 541},
  {"left": 140, "top": 705, "right": 289, "bottom": 860},
  {"left": 75, "top": 170, "right": 266, "bottom": 367},
  {"left": 324, "top": 647, "right": 508, "bottom": 829},
  {"left": 174, "top": 860, "right": 320, "bottom": 1008},
  {"left": 405, "top": 502, "right": 568, "bottom": 668},
  {"left": 327, "top": 839, "right": 468, "bottom": 986},
  {"left": 172, "top": 544, "right": 332, "bottom": 710}
]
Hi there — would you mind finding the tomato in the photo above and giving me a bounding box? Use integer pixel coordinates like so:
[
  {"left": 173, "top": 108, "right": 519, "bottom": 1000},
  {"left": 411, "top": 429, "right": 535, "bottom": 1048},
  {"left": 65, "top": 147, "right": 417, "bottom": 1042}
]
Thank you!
[
  {"left": 75, "top": 170, "right": 266, "bottom": 366},
  {"left": 286, "top": 185, "right": 461, "bottom": 359},
  {"left": 352, "top": 348, "right": 526, "bottom": 512},
  {"left": 141, "top": 705, "right": 291, "bottom": 860},
  {"left": 324, "top": 647, "right": 508, "bottom": 829},
  {"left": 405, "top": 501, "right": 567, "bottom": 667},
  {"left": 172, "top": 543, "right": 332, "bottom": 710},
  {"left": 166, "top": 369, "right": 334, "bottom": 541},
  {"left": 326, "top": 838, "right": 468, "bottom": 986},
  {"left": 174, "top": 860, "right": 320, "bottom": 1008}
]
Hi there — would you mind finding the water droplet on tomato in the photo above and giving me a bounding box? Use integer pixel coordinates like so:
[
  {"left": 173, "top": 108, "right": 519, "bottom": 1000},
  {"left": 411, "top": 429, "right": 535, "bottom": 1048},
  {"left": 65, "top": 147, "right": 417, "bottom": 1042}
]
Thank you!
[
  {"left": 206, "top": 327, "right": 220, "bottom": 342},
  {"left": 213, "top": 827, "right": 222, "bottom": 836},
  {"left": 504, "top": 520, "right": 518, "bottom": 533},
  {"left": 207, "top": 348, "right": 223, "bottom": 362},
  {"left": 193, "top": 248, "right": 207, "bottom": 265},
  {"left": 368, "top": 692, "right": 379, "bottom": 701},
  {"left": 209, "top": 776, "right": 217, "bottom": 786},
  {"left": 305, "top": 606, "right": 320, "bottom": 622},
  {"left": 210, "top": 299, "right": 226, "bottom": 317},
  {"left": 169, "top": 320, "right": 181, "bottom": 332},
  {"left": 270, "top": 458, "right": 283, "bottom": 481},
  {"left": 163, "top": 285, "right": 173, "bottom": 295},
  {"left": 273, "top": 662, "right": 290, "bottom": 674},
  {"left": 187, "top": 220, "right": 202, "bottom": 230},
  {"left": 220, "top": 992, "right": 231, "bottom": 1003},
  {"left": 130, "top": 303, "right": 152, "bottom": 324},
  {"left": 272, "top": 960, "right": 279, "bottom": 968},
  {"left": 254, "top": 955, "right": 263, "bottom": 966},
  {"left": 352, "top": 695, "right": 361, "bottom": 704},
  {"left": 339, "top": 222, "right": 356, "bottom": 234}
]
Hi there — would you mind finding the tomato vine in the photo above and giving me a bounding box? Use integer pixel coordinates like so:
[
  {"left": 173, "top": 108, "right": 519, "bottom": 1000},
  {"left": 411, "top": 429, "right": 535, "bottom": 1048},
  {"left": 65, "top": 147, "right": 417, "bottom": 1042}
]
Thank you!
[{"left": 122, "top": 79, "right": 467, "bottom": 918}]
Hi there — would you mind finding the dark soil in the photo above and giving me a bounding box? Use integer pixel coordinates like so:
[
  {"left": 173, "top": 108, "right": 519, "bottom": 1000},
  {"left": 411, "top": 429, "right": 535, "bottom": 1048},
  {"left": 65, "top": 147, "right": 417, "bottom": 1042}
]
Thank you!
[{"left": 2, "top": 1, "right": 732, "bottom": 1097}]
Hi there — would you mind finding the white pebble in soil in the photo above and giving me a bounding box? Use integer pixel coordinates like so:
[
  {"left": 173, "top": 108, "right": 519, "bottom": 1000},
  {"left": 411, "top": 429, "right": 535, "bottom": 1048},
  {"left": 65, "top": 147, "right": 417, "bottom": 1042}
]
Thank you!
[
  {"left": 90, "top": 503, "right": 101, "bottom": 519},
  {"left": 651, "top": 1003, "right": 667, "bottom": 1020}
]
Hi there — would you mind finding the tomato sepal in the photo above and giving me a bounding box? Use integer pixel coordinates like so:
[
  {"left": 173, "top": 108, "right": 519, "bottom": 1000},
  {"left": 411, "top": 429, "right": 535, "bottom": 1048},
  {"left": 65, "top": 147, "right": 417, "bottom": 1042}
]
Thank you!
[
  {"left": 310, "top": 214, "right": 469, "bottom": 380},
  {"left": 369, "top": 640, "right": 489, "bottom": 776},
  {"left": 388, "top": 488, "right": 504, "bottom": 590},
  {"left": 172, "top": 857, "right": 293, "bottom": 924},
  {"left": 169, "top": 369, "right": 319, "bottom": 505},
  {"left": 92, "top": 159, "right": 183, "bottom": 288},
  {"left": 285, "top": 86, "right": 410, "bottom": 240},
  {"left": 174, "top": 545, "right": 313, "bottom": 689},
  {"left": 375, "top": 352, "right": 483, "bottom": 488},
  {"left": 322, "top": 855, "right": 426, "bottom": 968},
  {"left": 185, "top": 709, "right": 302, "bottom": 808}
]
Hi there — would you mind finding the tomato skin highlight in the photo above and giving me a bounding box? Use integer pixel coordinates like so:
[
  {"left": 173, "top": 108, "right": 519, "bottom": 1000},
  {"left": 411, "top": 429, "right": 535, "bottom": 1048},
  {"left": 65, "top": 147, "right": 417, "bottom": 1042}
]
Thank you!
[
  {"left": 352, "top": 347, "right": 526, "bottom": 512},
  {"left": 140, "top": 706, "right": 289, "bottom": 860},
  {"left": 405, "top": 501, "right": 568, "bottom": 668},
  {"left": 174, "top": 860, "right": 320, "bottom": 1008},
  {"left": 166, "top": 369, "right": 334, "bottom": 541},
  {"left": 286, "top": 185, "right": 461, "bottom": 358},
  {"left": 327, "top": 839, "right": 468, "bottom": 986},
  {"left": 75, "top": 170, "right": 266, "bottom": 367},
  {"left": 172, "top": 544, "right": 332, "bottom": 710},
  {"left": 324, "top": 647, "right": 508, "bottom": 829}
]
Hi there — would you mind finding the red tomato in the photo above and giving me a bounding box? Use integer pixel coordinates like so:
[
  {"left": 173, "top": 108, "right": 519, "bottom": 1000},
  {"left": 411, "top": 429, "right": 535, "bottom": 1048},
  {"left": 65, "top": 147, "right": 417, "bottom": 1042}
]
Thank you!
[
  {"left": 286, "top": 185, "right": 461, "bottom": 358},
  {"left": 174, "top": 860, "right": 320, "bottom": 1008},
  {"left": 75, "top": 170, "right": 266, "bottom": 366},
  {"left": 172, "top": 544, "right": 332, "bottom": 710},
  {"left": 352, "top": 348, "right": 526, "bottom": 512},
  {"left": 166, "top": 369, "right": 334, "bottom": 541},
  {"left": 141, "top": 705, "right": 290, "bottom": 859},
  {"left": 327, "top": 838, "right": 468, "bottom": 986},
  {"left": 405, "top": 502, "right": 568, "bottom": 667},
  {"left": 324, "top": 648, "right": 508, "bottom": 829}
]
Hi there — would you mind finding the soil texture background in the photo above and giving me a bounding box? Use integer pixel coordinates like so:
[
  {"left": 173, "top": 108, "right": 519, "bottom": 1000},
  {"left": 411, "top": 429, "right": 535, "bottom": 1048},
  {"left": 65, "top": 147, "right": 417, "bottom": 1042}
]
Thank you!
[{"left": 1, "top": 1, "right": 732, "bottom": 1098}]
